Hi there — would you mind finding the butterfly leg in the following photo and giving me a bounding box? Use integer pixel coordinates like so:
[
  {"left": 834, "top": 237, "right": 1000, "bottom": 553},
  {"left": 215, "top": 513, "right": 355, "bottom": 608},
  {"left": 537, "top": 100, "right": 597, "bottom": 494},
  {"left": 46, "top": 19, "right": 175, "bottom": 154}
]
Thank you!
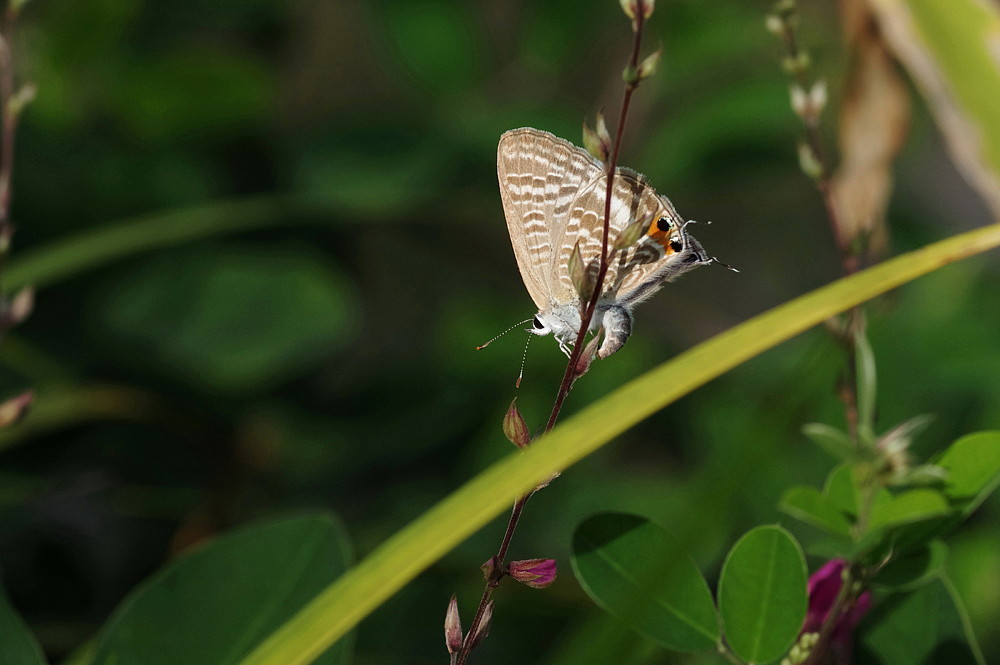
[{"left": 597, "top": 305, "right": 633, "bottom": 359}]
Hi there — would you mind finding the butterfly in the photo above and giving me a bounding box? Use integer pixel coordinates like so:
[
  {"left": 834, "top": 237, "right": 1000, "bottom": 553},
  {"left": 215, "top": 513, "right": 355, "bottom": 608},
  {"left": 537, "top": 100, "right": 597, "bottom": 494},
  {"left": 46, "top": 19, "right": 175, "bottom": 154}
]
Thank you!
[{"left": 497, "top": 127, "right": 711, "bottom": 359}]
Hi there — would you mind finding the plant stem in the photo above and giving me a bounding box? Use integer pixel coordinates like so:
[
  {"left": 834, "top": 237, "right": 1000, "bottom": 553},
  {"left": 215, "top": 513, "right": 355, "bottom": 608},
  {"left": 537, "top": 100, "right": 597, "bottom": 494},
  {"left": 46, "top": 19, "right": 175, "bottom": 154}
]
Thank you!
[
  {"left": 455, "top": 6, "right": 651, "bottom": 663},
  {"left": 777, "top": 19, "right": 858, "bottom": 277},
  {"left": 775, "top": 8, "right": 865, "bottom": 445}
]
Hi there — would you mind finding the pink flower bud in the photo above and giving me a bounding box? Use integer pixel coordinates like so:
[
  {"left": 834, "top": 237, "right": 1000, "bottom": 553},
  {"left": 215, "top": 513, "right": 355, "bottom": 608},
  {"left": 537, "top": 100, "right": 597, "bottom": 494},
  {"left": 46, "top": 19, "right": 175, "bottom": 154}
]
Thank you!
[
  {"left": 802, "top": 559, "right": 871, "bottom": 664},
  {"left": 444, "top": 595, "right": 463, "bottom": 655},
  {"left": 508, "top": 558, "right": 557, "bottom": 589}
]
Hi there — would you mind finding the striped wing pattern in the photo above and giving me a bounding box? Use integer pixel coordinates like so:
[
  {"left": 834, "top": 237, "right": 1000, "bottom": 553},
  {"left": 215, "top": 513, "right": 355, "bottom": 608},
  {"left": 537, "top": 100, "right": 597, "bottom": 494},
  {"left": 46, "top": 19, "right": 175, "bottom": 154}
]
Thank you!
[
  {"left": 497, "top": 128, "right": 604, "bottom": 310},
  {"left": 499, "top": 127, "right": 695, "bottom": 311}
]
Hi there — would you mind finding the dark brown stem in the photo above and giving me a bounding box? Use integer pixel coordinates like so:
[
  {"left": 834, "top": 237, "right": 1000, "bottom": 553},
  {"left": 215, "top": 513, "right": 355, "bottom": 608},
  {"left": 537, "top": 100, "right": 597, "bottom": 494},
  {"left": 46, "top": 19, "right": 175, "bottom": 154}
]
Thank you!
[
  {"left": 454, "top": 496, "right": 531, "bottom": 665},
  {"left": 0, "top": 6, "right": 18, "bottom": 228},
  {"left": 777, "top": 12, "right": 863, "bottom": 445},
  {"left": 778, "top": 23, "right": 858, "bottom": 277},
  {"left": 544, "top": 10, "right": 644, "bottom": 433},
  {"left": 0, "top": 4, "right": 22, "bottom": 298},
  {"left": 455, "top": 7, "right": 651, "bottom": 664}
]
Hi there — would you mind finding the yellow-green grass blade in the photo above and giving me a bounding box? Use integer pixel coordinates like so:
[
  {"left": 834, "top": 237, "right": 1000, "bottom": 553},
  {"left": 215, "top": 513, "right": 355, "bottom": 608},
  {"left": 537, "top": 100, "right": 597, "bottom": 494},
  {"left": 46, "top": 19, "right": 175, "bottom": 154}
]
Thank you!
[
  {"left": 230, "top": 222, "right": 997, "bottom": 665},
  {"left": 4, "top": 196, "right": 290, "bottom": 292}
]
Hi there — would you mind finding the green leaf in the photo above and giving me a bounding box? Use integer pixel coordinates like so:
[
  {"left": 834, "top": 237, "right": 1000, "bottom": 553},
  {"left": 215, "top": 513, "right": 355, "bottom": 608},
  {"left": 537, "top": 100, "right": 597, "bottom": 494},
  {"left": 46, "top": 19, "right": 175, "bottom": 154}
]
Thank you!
[
  {"left": 868, "top": 489, "right": 952, "bottom": 530},
  {"left": 872, "top": 541, "right": 948, "bottom": 592},
  {"left": 935, "top": 431, "right": 1000, "bottom": 512},
  {"left": 93, "top": 513, "right": 353, "bottom": 665},
  {"left": 859, "top": 576, "right": 985, "bottom": 665},
  {"left": 802, "top": 422, "right": 855, "bottom": 460},
  {"left": 97, "top": 244, "right": 356, "bottom": 393},
  {"left": 824, "top": 464, "right": 861, "bottom": 517},
  {"left": 0, "top": 589, "right": 47, "bottom": 665},
  {"left": 234, "top": 224, "right": 1000, "bottom": 665},
  {"left": 5, "top": 196, "right": 294, "bottom": 292},
  {"left": 717, "top": 526, "right": 807, "bottom": 664},
  {"left": 571, "top": 513, "right": 719, "bottom": 652},
  {"left": 779, "top": 486, "right": 852, "bottom": 535}
]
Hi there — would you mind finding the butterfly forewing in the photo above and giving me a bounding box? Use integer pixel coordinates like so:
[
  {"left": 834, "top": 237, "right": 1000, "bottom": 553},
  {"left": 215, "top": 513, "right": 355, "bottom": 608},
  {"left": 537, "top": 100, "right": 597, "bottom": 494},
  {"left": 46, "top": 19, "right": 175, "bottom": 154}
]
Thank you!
[{"left": 498, "top": 128, "right": 604, "bottom": 310}]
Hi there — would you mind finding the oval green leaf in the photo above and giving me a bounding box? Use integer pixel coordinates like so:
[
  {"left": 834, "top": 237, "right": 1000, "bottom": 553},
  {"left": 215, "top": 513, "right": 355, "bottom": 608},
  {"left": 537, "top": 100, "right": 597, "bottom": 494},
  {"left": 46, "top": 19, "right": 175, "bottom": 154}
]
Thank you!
[
  {"left": 97, "top": 244, "right": 356, "bottom": 394},
  {"left": 936, "top": 431, "right": 1000, "bottom": 511},
  {"left": 823, "top": 463, "right": 860, "bottom": 517},
  {"left": 779, "top": 486, "right": 852, "bottom": 535},
  {"left": 571, "top": 513, "right": 719, "bottom": 652},
  {"left": 0, "top": 589, "right": 46, "bottom": 665},
  {"left": 717, "top": 525, "right": 807, "bottom": 663},
  {"left": 92, "top": 513, "right": 353, "bottom": 665},
  {"left": 868, "top": 489, "right": 951, "bottom": 530}
]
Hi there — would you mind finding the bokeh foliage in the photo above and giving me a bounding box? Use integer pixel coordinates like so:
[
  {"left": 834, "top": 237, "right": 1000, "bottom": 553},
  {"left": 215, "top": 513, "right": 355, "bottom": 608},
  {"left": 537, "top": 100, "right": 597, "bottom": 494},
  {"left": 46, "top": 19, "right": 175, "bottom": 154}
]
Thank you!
[{"left": 0, "top": 1, "right": 998, "bottom": 664}]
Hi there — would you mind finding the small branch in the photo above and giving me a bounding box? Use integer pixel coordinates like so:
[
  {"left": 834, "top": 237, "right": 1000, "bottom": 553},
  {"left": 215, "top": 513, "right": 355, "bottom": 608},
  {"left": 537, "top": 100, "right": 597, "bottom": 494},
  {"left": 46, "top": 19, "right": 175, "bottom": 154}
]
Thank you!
[
  {"left": 771, "top": 3, "right": 864, "bottom": 444},
  {"left": 544, "top": 6, "right": 646, "bottom": 434},
  {"left": 0, "top": 6, "right": 19, "bottom": 229},
  {"left": 454, "top": 5, "right": 653, "bottom": 663},
  {"left": 775, "top": 15, "right": 857, "bottom": 277},
  {"left": 0, "top": 2, "right": 27, "bottom": 299}
]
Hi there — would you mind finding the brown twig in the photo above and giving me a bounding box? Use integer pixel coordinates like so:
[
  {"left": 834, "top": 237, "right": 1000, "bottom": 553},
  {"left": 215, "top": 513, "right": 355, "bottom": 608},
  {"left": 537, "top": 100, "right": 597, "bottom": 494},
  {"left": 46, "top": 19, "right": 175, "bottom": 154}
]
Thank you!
[
  {"left": 772, "top": 4, "right": 865, "bottom": 445},
  {"left": 454, "top": 6, "right": 652, "bottom": 664},
  {"left": 775, "top": 15, "right": 858, "bottom": 278},
  {"left": 0, "top": 2, "right": 27, "bottom": 296}
]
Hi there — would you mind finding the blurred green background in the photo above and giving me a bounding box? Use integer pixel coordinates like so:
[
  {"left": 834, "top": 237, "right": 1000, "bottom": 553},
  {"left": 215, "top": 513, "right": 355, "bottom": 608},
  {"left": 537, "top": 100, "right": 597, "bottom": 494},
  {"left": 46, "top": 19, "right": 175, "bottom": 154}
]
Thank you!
[{"left": 1, "top": 0, "right": 998, "bottom": 663}]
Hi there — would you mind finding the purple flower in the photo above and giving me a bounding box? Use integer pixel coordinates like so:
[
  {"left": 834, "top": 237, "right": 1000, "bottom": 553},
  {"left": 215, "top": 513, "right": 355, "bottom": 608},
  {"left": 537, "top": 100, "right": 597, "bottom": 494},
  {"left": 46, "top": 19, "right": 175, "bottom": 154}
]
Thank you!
[
  {"left": 802, "top": 559, "right": 871, "bottom": 664},
  {"left": 508, "top": 558, "right": 557, "bottom": 589}
]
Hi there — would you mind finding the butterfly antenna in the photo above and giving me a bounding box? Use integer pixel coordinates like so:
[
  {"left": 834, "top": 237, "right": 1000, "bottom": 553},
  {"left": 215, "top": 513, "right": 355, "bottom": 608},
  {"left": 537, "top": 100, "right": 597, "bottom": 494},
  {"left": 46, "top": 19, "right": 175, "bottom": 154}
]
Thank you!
[
  {"left": 710, "top": 256, "right": 740, "bottom": 272},
  {"left": 515, "top": 333, "right": 533, "bottom": 388},
  {"left": 684, "top": 219, "right": 739, "bottom": 272},
  {"left": 476, "top": 318, "right": 534, "bottom": 350}
]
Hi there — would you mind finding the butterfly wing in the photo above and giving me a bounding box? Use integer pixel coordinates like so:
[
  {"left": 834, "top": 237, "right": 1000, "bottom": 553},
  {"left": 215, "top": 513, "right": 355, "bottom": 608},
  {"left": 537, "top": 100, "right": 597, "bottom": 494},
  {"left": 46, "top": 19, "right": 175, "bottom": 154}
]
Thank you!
[
  {"left": 497, "top": 128, "right": 604, "bottom": 311},
  {"left": 609, "top": 190, "right": 709, "bottom": 307},
  {"left": 550, "top": 166, "right": 707, "bottom": 307}
]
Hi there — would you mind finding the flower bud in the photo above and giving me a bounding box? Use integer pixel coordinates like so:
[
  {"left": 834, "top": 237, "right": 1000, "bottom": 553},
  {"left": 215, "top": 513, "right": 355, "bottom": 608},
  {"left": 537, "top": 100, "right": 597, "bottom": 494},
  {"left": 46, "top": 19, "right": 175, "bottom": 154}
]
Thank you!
[
  {"left": 583, "top": 113, "right": 612, "bottom": 164},
  {"left": 0, "top": 390, "right": 33, "bottom": 428},
  {"left": 619, "top": 0, "right": 654, "bottom": 22},
  {"left": 613, "top": 213, "right": 649, "bottom": 251},
  {"left": 508, "top": 558, "right": 558, "bottom": 589},
  {"left": 8, "top": 82, "right": 37, "bottom": 117},
  {"left": 765, "top": 14, "right": 784, "bottom": 35},
  {"left": 568, "top": 241, "right": 597, "bottom": 302},
  {"left": 790, "top": 84, "right": 809, "bottom": 118},
  {"left": 444, "top": 595, "right": 463, "bottom": 654},
  {"left": 481, "top": 556, "right": 502, "bottom": 583},
  {"left": 797, "top": 141, "right": 824, "bottom": 180},
  {"left": 0, "top": 287, "right": 34, "bottom": 331},
  {"left": 782, "top": 52, "right": 810, "bottom": 76},
  {"left": 468, "top": 601, "right": 493, "bottom": 649},
  {"left": 636, "top": 47, "right": 662, "bottom": 80},
  {"left": 502, "top": 399, "right": 530, "bottom": 449}
]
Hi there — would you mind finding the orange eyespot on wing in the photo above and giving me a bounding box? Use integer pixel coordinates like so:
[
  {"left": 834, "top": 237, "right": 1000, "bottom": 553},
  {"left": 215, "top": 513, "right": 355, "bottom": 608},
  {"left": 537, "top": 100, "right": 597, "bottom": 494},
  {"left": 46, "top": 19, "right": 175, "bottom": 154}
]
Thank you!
[{"left": 646, "top": 216, "right": 682, "bottom": 254}]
